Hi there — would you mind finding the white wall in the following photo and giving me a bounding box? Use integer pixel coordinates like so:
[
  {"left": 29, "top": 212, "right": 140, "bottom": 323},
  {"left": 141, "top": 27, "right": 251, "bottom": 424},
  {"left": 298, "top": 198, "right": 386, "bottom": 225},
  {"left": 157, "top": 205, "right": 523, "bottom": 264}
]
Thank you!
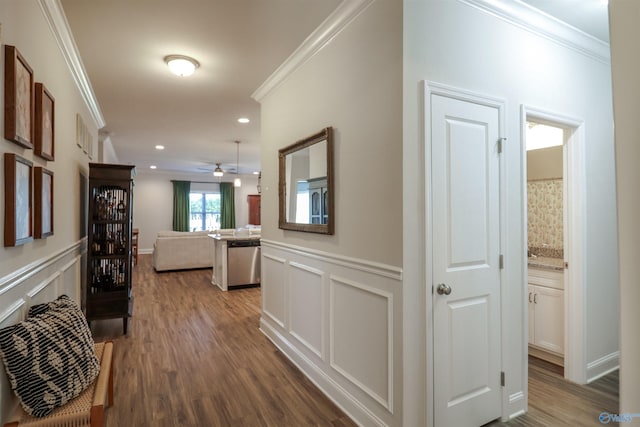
[
  {"left": 0, "top": 1, "right": 94, "bottom": 422},
  {"left": 133, "top": 170, "right": 260, "bottom": 252},
  {"left": 0, "top": 0, "right": 95, "bottom": 278},
  {"left": 404, "top": 0, "right": 618, "bottom": 423},
  {"left": 609, "top": 1, "right": 640, "bottom": 417},
  {"left": 259, "top": 3, "right": 402, "bottom": 267},
  {"left": 257, "top": 1, "right": 403, "bottom": 425}
]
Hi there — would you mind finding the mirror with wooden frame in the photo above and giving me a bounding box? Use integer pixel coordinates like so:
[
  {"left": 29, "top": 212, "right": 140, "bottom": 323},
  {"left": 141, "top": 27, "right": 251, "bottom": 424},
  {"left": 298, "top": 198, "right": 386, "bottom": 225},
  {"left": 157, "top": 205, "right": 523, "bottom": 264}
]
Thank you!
[{"left": 279, "top": 127, "right": 334, "bottom": 234}]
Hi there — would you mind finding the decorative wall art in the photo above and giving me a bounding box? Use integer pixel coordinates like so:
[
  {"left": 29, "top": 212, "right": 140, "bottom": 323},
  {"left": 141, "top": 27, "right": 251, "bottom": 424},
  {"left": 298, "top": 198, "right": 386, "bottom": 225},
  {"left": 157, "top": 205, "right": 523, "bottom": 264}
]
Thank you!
[
  {"left": 34, "top": 83, "right": 55, "bottom": 160},
  {"left": 4, "top": 153, "right": 33, "bottom": 247},
  {"left": 76, "top": 114, "right": 83, "bottom": 148},
  {"left": 34, "top": 167, "right": 54, "bottom": 239},
  {"left": 4, "top": 45, "right": 34, "bottom": 148}
]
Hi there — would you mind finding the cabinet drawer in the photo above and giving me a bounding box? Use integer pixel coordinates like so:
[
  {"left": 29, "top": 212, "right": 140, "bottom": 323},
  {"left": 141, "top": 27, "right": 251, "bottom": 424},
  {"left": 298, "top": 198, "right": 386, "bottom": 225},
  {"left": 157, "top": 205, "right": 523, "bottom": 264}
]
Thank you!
[{"left": 528, "top": 268, "right": 564, "bottom": 290}]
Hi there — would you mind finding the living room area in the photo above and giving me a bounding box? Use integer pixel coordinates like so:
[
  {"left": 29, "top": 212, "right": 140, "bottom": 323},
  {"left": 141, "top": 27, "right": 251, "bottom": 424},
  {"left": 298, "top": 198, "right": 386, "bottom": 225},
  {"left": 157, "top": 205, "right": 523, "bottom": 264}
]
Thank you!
[{"left": 2, "top": 1, "right": 639, "bottom": 426}]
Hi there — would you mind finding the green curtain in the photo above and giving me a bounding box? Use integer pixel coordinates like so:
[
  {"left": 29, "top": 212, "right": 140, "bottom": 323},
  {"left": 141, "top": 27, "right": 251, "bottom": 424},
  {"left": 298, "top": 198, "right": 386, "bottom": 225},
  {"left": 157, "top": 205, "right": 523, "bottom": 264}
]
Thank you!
[
  {"left": 172, "top": 180, "right": 191, "bottom": 231},
  {"left": 220, "top": 182, "right": 235, "bottom": 229}
]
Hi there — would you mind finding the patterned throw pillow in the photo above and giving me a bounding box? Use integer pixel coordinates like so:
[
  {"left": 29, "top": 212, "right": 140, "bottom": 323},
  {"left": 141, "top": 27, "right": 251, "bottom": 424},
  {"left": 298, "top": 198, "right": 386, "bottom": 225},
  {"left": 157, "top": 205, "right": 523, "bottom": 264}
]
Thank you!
[{"left": 0, "top": 295, "right": 100, "bottom": 417}]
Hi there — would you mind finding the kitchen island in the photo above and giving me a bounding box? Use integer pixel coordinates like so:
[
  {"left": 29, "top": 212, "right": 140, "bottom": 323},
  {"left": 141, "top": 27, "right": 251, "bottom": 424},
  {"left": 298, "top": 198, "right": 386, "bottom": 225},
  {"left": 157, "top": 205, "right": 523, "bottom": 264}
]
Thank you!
[{"left": 209, "top": 233, "right": 261, "bottom": 291}]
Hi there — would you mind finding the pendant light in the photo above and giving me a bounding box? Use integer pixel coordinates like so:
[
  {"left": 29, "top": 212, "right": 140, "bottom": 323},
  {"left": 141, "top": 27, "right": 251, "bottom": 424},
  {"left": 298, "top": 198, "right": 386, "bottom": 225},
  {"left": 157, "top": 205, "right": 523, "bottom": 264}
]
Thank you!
[
  {"left": 234, "top": 141, "right": 242, "bottom": 187},
  {"left": 213, "top": 163, "right": 224, "bottom": 177}
]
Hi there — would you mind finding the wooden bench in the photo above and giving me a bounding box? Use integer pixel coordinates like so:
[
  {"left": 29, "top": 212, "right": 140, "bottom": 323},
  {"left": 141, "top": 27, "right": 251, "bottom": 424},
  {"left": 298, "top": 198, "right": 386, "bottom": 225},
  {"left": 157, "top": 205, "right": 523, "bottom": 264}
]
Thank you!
[{"left": 3, "top": 341, "right": 114, "bottom": 427}]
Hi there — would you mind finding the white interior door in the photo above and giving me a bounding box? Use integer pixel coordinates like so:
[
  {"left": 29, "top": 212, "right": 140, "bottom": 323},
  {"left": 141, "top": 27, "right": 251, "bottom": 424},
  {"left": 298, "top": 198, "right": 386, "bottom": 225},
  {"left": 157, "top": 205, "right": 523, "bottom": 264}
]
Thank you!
[{"left": 431, "top": 93, "right": 502, "bottom": 427}]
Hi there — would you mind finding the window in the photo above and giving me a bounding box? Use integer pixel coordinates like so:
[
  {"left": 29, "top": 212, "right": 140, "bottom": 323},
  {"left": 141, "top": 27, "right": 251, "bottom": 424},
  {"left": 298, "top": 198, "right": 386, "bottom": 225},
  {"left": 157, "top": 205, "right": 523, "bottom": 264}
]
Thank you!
[{"left": 189, "top": 192, "right": 221, "bottom": 231}]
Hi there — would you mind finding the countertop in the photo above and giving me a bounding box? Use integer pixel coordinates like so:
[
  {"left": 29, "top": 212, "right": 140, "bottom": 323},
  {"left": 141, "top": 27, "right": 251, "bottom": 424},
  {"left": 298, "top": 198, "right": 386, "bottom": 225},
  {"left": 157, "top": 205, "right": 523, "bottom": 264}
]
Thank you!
[
  {"left": 528, "top": 256, "right": 564, "bottom": 272},
  {"left": 208, "top": 233, "right": 261, "bottom": 242}
]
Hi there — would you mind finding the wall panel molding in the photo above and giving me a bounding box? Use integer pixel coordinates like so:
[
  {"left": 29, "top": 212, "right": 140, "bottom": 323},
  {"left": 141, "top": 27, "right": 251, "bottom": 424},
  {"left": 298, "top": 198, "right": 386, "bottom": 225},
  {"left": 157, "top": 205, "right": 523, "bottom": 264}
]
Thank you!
[
  {"left": 261, "top": 240, "right": 402, "bottom": 281},
  {"left": 329, "top": 275, "right": 394, "bottom": 412},
  {"left": 0, "top": 240, "right": 83, "bottom": 295},
  {"left": 260, "top": 241, "right": 401, "bottom": 426},
  {"left": 0, "top": 240, "right": 85, "bottom": 425},
  {"left": 288, "top": 261, "right": 325, "bottom": 359}
]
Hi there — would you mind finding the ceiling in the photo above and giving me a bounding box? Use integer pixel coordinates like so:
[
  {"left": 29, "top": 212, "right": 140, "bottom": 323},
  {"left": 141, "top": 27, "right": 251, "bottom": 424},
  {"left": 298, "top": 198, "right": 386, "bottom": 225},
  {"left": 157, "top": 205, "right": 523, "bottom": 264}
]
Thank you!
[
  {"left": 60, "top": 0, "right": 341, "bottom": 176},
  {"left": 60, "top": 0, "right": 609, "bottom": 176}
]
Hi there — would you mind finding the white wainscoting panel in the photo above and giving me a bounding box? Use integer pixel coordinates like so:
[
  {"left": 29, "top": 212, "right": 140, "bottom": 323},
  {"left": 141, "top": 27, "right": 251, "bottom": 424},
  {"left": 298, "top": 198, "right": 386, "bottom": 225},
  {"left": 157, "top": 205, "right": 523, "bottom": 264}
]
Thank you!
[
  {"left": 262, "top": 253, "right": 287, "bottom": 328},
  {"left": 288, "top": 262, "right": 325, "bottom": 359},
  {"left": 0, "top": 241, "right": 84, "bottom": 426},
  {"left": 259, "top": 240, "right": 402, "bottom": 427},
  {"left": 330, "top": 276, "right": 393, "bottom": 411}
]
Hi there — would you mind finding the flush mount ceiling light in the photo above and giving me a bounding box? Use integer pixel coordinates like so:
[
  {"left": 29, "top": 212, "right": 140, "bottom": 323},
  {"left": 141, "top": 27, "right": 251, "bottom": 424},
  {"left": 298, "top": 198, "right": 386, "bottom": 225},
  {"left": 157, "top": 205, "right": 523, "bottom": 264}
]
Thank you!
[
  {"left": 164, "top": 55, "right": 199, "bottom": 77},
  {"left": 213, "top": 163, "right": 224, "bottom": 177},
  {"left": 234, "top": 141, "right": 242, "bottom": 187},
  {"left": 237, "top": 118, "right": 250, "bottom": 124},
  {"left": 155, "top": 145, "right": 165, "bottom": 150}
]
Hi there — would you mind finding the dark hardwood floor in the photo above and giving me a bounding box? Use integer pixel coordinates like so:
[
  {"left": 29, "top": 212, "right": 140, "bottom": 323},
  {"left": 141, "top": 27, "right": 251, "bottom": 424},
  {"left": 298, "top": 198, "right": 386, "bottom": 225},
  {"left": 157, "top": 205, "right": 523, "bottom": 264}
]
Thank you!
[
  {"left": 91, "top": 255, "right": 618, "bottom": 426},
  {"left": 90, "top": 255, "right": 356, "bottom": 427},
  {"left": 487, "top": 357, "right": 619, "bottom": 427}
]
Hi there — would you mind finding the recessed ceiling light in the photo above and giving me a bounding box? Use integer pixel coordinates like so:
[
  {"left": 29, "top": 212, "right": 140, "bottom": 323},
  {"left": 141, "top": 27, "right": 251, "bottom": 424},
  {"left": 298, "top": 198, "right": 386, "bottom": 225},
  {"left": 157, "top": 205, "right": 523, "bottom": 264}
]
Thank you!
[
  {"left": 164, "top": 55, "right": 199, "bottom": 77},
  {"left": 155, "top": 145, "right": 165, "bottom": 150},
  {"left": 237, "top": 118, "right": 250, "bottom": 124},
  {"left": 150, "top": 165, "right": 157, "bottom": 169}
]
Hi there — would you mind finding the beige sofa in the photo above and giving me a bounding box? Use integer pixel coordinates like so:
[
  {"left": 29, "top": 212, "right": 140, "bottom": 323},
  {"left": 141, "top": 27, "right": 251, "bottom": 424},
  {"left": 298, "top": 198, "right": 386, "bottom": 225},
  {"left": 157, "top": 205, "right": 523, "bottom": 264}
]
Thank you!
[{"left": 152, "top": 231, "right": 215, "bottom": 271}]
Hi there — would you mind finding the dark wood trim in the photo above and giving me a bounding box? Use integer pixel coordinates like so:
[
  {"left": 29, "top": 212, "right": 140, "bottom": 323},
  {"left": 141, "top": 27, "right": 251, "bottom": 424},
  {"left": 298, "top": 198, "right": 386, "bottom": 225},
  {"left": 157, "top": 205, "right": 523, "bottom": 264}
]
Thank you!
[{"left": 4, "top": 45, "right": 34, "bottom": 149}]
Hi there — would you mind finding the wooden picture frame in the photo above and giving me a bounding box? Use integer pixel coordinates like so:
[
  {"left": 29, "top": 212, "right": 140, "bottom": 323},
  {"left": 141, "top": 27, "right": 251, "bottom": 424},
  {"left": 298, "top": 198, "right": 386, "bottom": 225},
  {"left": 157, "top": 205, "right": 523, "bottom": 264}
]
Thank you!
[
  {"left": 4, "top": 45, "right": 34, "bottom": 149},
  {"left": 4, "top": 153, "right": 33, "bottom": 247},
  {"left": 76, "top": 114, "right": 83, "bottom": 148},
  {"left": 34, "top": 167, "right": 54, "bottom": 239},
  {"left": 34, "top": 83, "right": 55, "bottom": 160}
]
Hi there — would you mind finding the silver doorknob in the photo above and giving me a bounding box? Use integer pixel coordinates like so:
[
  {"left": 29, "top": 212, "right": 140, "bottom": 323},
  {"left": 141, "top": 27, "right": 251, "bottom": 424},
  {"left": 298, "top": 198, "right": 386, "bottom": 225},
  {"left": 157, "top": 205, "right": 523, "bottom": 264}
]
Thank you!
[{"left": 436, "top": 283, "right": 452, "bottom": 295}]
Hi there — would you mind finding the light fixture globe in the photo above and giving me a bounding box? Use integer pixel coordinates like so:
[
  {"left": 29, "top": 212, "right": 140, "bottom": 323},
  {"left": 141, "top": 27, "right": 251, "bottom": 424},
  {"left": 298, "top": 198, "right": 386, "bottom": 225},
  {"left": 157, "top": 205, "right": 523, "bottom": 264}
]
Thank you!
[{"left": 164, "top": 55, "right": 199, "bottom": 77}]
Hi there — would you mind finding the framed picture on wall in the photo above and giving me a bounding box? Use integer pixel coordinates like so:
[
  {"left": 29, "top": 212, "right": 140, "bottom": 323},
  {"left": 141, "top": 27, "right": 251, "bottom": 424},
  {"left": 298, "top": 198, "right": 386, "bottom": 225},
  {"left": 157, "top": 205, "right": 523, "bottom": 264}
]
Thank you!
[
  {"left": 76, "top": 114, "right": 83, "bottom": 148},
  {"left": 4, "top": 153, "right": 33, "bottom": 247},
  {"left": 34, "top": 83, "right": 55, "bottom": 161},
  {"left": 34, "top": 167, "right": 54, "bottom": 239},
  {"left": 4, "top": 45, "right": 34, "bottom": 149}
]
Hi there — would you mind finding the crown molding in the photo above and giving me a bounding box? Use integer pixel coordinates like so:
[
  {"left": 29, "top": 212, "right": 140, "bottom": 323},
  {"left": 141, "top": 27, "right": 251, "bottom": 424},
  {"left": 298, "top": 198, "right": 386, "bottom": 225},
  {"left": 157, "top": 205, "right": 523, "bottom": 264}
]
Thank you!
[
  {"left": 458, "top": 0, "right": 610, "bottom": 64},
  {"left": 38, "top": 0, "right": 106, "bottom": 128},
  {"left": 252, "top": 0, "right": 375, "bottom": 102}
]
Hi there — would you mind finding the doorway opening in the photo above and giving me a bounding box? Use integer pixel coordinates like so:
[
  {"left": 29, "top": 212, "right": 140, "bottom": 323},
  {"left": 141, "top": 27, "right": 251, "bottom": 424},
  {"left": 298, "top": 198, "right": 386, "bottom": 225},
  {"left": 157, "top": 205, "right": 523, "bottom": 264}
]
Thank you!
[
  {"left": 525, "top": 119, "right": 566, "bottom": 369},
  {"left": 522, "top": 106, "right": 586, "bottom": 385}
]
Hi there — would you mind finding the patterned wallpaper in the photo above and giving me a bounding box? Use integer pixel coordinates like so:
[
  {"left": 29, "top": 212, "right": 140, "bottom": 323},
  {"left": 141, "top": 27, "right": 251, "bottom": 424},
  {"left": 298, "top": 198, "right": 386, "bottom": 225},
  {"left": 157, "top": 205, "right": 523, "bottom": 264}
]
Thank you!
[{"left": 528, "top": 179, "right": 563, "bottom": 251}]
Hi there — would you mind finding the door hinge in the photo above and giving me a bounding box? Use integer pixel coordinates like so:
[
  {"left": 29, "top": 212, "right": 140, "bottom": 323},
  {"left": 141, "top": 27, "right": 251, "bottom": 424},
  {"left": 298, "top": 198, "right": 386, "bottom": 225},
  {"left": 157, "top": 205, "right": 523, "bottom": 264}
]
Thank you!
[
  {"left": 498, "top": 137, "right": 507, "bottom": 154},
  {"left": 500, "top": 371, "right": 505, "bottom": 387},
  {"left": 499, "top": 254, "right": 504, "bottom": 269}
]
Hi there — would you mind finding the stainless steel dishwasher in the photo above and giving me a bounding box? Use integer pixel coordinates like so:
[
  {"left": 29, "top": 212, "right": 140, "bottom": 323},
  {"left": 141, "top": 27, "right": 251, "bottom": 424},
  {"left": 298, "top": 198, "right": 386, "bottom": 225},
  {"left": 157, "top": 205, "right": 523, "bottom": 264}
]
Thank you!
[{"left": 227, "top": 239, "right": 261, "bottom": 287}]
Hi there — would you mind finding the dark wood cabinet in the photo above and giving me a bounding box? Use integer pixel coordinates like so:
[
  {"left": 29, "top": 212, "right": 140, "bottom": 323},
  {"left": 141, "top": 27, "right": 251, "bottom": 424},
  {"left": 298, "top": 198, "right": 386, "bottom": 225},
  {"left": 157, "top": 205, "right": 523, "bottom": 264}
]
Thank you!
[
  {"left": 248, "top": 194, "right": 261, "bottom": 225},
  {"left": 308, "top": 177, "right": 328, "bottom": 224},
  {"left": 85, "top": 163, "right": 135, "bottom": 334}
]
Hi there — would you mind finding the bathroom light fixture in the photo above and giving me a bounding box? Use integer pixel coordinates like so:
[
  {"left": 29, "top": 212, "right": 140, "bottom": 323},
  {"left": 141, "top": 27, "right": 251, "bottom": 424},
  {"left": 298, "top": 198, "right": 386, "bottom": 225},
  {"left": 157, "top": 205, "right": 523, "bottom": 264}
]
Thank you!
[
  {"left": 164, "top": 55, "right": 199, "bottom": 77},
  {"left": 150, "top": 165, "right": 157, "bottom": 169},
  {"left": 237, "top": 118, "right": 250, "bottom": 124},
  {"left": 234, "top": 141, "right": 242, "bottom": 187},
  {"left": 213, "top": 163, "right": 224, "bottom": 177},
  {"left": 155, "top": 145, "right": 165, "bottom": 150}
]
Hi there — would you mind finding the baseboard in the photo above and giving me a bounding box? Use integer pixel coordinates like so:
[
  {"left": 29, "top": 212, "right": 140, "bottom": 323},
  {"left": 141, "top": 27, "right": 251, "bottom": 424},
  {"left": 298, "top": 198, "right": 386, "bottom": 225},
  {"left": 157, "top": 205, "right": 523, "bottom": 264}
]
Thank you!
[
  {"left": 259, "top": 317, "right": 387, "bottom": 427},
  {"left": 587, "top": 351, "right": 620, "bottom": 383},
  {"left": 528, "top": 346, "right": 564, "bottom": 367}
]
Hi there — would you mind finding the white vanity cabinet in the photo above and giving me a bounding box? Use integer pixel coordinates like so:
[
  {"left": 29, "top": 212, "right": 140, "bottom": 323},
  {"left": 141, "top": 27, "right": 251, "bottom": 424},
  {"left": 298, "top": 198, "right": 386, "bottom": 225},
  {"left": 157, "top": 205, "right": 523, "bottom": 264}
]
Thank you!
[{"left": 528, "top": 267, "right": 564, "bottom": 363}]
